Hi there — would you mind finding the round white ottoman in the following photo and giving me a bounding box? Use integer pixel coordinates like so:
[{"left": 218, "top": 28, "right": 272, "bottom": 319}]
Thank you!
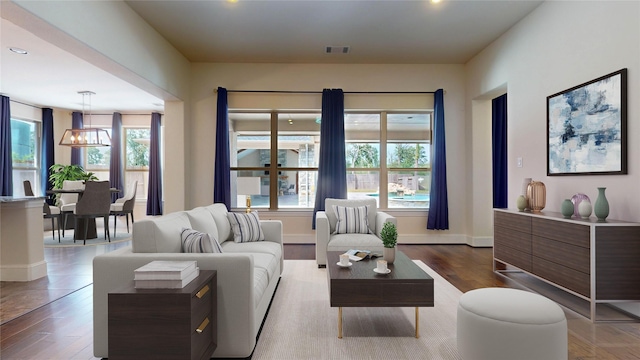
[{"left": 457, "top": 287, "right": 567, "bottom": 360}]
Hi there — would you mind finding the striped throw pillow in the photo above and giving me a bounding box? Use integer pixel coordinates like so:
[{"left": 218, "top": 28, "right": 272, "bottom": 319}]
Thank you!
[
  {"left": 332, "top": 205, "right": 372, "bottom": 234},
  {"left": 181, "top": 228, "right": 223, "bottom": 253},
  {"left": 227, "top": 211, "right": 265, "bottom": 243}
]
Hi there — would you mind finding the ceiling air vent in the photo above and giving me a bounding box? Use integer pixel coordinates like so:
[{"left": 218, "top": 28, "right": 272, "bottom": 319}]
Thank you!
[{"left": 325, "top": 46, "right": 350, "bottom": 54}]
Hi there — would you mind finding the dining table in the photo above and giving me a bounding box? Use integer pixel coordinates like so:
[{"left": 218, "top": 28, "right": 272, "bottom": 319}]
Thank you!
[{"left": 47, "top": 188, "right": 121, "bottom": 241}]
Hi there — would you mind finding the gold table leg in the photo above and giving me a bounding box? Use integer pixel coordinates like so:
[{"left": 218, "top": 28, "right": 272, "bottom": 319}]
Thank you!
[
  {"left": 338, "top": 307, "right": 343, "bottom": 339},
  {"left": 415, "top": 307, "right": 420, "bottom": 338}
]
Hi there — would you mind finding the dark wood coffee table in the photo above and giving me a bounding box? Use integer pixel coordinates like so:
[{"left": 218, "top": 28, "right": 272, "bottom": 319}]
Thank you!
[{"left": 327, "top": 250, "right": 434, "bottom": 338}]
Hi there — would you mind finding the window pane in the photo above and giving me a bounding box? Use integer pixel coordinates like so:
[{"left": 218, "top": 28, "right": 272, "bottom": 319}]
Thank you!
[
  {"left": 12, "top": 169, "right": 38, "bottom": 196},
  {"left": 86, "top": 129, "right": 111, "bottom": 170},
  {"left": 345, "top": 113, "right": 380, "bottom": 168},
  {"left": 278, "top": 170, "right": 317, "bottom": 208},
  {"left": 231, "top": 171, "right": 268, "bottom": 209},
  {"left": 387, "top": 113, "right": 430, "bottom": 168},
  {"left": 11, "top": 119, "right": 37, "bottom": 169},
  {"left": 388, "top": 171, "right": 430, "bottom": 208},
  {"left": 347, "top": 171, "right": 380, "bottom": 206},
  {"left": 231, "top": 112, "right": 271, "bottom": 168},
  {"left": 125, "top": 128, "right": 151, "bottom": 169},
  {"left": 277, "top": 113, "right": 320, "bottom": 168}
]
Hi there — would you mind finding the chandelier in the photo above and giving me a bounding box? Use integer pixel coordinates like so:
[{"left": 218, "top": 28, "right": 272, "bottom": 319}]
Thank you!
[{"left": 59, "top": 91, "right": 111, "bottom": 147}]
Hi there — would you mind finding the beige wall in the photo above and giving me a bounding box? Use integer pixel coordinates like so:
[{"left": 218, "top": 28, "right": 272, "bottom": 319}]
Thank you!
[
  {"left": 190, "top": 63, "right": 468, "bottom": 244},
  {"left": 467, "top": 1, "right": 640, "bottom": 226},
  {"left": 8, "top": 0, "right": 639, "bottom": 247}
]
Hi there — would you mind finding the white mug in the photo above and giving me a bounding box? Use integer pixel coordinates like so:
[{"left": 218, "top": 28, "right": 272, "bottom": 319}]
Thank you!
[
  {"left": 340, "top": 254, "right": 350, "bottom": 266},
  {"left": 377, "top": 260, "right": 388, "bottom": 272}
]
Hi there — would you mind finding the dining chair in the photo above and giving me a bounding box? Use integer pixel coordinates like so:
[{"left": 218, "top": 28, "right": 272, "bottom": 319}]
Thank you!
[
  {"left": 110, "top": 180, "right": 137, "bottom": 236},
  {"left": 60, "top": 180, "right": 84, "bottom": 237},
  {"left": 74, "top": 180, "right": 111, "bottom": 245},
  {"left": 24, "top": 180, "right": 63, "bottom": 242}
]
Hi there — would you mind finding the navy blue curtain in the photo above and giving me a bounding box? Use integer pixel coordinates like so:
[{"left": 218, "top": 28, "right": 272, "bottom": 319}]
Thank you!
[
  {"left": 146, "top": 112, "right": 163, "bottom": 215},
  {"left": 427, "top": 89, "right": 449, "bottom": 230},
  {"left": 70, "top": 111, "right": 83, "bottom": 166},
  {"left": 0, "top": 96, "right": 13, "bottom": 196},
  {"left": 312, "top": 89, "right": 347, "bottom": 229},
  {"left": 41, "top": 108, "right": 55, "bottom": 201},
  {"left": 492, "top": 94, "right": 508, "bottom": 208},
  {"left": 214, "top": 87, "right": 231, "bottom": 210},
  {"left": 109, "top": 112, "right": 124, "bottom": 203}
]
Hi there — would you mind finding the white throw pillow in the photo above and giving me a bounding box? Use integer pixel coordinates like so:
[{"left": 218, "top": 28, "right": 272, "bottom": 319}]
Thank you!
[
  {"left": 181, "top": 228, "right": 223, "bottom": 253},
  {"left": 227, "top": 211, "right": 265, "bottom": 243},
  {"left": 332, "top": 205, "right": 372, "bottom": 234}
]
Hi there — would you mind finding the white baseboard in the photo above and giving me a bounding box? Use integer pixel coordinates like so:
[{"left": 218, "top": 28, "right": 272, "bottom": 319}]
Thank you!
[
  {"left": 0, "top": 261, "right": 48, "bottom": 281},
  {"left": 284, "top": 234, "right": 315, "bottom": 244}
]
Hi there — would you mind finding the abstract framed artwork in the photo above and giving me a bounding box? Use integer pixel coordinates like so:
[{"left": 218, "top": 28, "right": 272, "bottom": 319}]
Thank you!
[{"left": 547, "top": 68, "right": 627, "bottom": 176}]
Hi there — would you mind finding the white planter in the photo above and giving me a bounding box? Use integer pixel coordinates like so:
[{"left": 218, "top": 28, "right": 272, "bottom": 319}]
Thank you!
[{"left": 383, "top": 247, "right": 396, "bottom": 264}]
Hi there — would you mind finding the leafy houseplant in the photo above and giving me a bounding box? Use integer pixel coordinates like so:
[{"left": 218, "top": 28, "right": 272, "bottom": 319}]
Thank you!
[
  {"left": 48, "top": 164, "right": 98, "bottom": 205},
  {"left": 49, "top": 164, "right": 98, "bottom": 190},
  {"left": 380, "top": 222, "right": 398, "bottom": 264},
  {"left": 380, "top": 222, "right": 398, "bottom": 248}
]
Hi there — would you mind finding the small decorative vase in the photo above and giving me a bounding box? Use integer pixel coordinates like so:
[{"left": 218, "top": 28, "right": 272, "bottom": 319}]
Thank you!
[
  {"left": 571, "top": 193, "right": 590, "bottom": 218},
  {"left": 561, "top": 199, "right": 574, "bottom": 218},
  {"left": 383, "top": 247, "right": 396, "bottom": 264},
  {"left": 578, "top": 200, "right": 592, "bottom": 219},
  {"left": 516, "top": 195, "right": 528, "bottom": 212},
  {"left": 522, "top": 178, "right": 532, "bottom": 211},
  {"left": 526, "top": 181, "right": 546, "bottom": 213},
  {"left": 594, "top": 187, "right": 609, "bottom": 222}
]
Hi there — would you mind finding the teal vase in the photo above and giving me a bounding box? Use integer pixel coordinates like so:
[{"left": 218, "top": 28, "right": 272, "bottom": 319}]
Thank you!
[
  {"left": 561, "top": 199, "right": 574, "bottom": 218},
  {"left": 594, "top": 187, "right": 609, "bottom": 222}
]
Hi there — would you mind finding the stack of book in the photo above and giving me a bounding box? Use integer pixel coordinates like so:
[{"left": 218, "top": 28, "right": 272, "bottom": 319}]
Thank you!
[{"left": 134, "top": 260, "right": 200, "bottom": 289}]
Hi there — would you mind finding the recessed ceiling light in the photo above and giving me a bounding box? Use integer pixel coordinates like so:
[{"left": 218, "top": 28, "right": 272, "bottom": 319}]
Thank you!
[{"left": 9, "top": 47, "right": 28, "bottom": 55}]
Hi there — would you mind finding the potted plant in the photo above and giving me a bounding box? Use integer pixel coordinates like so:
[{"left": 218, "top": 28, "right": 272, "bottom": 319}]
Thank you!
[
  {"left": 380, "top": 222, "right": 398, "bottom": 263},
  {"left": 48, "top": 164, "right": 98, "bottom": 204}
]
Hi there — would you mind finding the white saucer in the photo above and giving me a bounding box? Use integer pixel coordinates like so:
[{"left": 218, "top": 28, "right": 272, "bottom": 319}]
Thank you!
[
  {"left": 337, "top": 262, "right": 353, "bottom": 268},
  {"left": 373, "top": 268, "right": 391, "bottom": 274}
]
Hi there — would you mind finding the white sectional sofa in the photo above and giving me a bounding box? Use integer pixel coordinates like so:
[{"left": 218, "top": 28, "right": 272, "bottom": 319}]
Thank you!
[{"left": 93, "top": 204, "right": 283, "bottom": 359}]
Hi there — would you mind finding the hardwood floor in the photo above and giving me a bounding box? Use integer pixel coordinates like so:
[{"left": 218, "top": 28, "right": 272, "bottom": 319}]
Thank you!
[{"left": 1, "top": 243, "right": 639, "bottom": 359}]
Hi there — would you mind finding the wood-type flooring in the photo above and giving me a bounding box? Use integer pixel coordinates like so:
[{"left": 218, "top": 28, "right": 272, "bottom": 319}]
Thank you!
[{"left": 1, "top": 243, "right": 639, "bottom": 359}]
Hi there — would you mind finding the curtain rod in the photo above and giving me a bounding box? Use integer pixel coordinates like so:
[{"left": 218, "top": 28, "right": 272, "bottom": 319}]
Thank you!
[
  {"left": 214, "top": 89, "right": 438, "bottom": 94},
  {"left": 90, "top": 113, "right": 164, "bottom": 116}
]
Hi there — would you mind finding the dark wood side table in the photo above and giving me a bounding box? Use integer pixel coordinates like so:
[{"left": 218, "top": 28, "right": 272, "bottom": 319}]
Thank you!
[{"left": 108, "top": 270, "right": 217, "bottom": 360}]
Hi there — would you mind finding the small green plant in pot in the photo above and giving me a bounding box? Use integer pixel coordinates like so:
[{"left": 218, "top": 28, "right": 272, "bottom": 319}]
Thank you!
[{"left": 380, "top": 222, "right": 398, "bottom": 263}]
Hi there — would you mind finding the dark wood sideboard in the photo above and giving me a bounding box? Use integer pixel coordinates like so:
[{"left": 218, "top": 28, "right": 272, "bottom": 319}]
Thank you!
[{"left": 493, "top": 209, "right": 640, "bottom": 321}]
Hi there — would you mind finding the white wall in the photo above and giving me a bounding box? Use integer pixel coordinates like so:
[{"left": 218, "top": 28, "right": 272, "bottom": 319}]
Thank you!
[
  {"left": 191, "top": 63, "right": 468, "bottom": 244},
  {"left": 467, "top": 1, "right": 640, "bottom": 224}
]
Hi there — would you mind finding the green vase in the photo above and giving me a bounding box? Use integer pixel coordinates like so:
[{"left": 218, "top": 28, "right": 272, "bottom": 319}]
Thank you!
[
  {"left": 594, "top": 187, "right": 609, "bottom": 222},
  {"left": 561, "top": 199, "right": 574, "bottom": 218}
]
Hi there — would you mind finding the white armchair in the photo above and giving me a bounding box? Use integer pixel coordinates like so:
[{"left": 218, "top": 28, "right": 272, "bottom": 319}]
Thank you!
[{"left": 315, "top": 198, "right": 396, "bottom": 267}]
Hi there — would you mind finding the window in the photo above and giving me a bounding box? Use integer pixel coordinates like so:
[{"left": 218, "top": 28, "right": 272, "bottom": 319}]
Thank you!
[
  {"left": 386, "top": 113, "right": 431, "bottom": 208},
  {"left": 125, "top": 128, "right": 151, "bottom": 200},
  {"left": 229, "top": 110, "right": 431, "bottom": 211},
  {"left": 11, "top": 118, "right": 39, "bottom": 196},
  {"left": 230, "top": 112, "right": 320, "bottom": 209},
  {"left": 86, "top": 129, "right": 112, "bottom": 170}
]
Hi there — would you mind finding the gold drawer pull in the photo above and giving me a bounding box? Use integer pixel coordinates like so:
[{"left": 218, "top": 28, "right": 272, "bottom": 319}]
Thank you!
[
  {"left": 195, "top": 284, "right": 209, "bottom": 299},
  {"left": 196, "top": 317, "right": 209, "bottom": 334}
]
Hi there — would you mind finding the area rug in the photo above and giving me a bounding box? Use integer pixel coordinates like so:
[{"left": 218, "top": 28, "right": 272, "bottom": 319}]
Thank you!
[
  {"left": 44, "top": 230, "right": 132, "bottom": 247},
  {"left": 252, "top": 260, "right": 462, "bottom": 359}
]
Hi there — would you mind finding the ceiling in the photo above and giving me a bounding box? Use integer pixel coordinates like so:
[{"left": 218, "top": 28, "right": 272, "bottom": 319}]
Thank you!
[{"left": 0, "top": 0, "right": 543, "bottom": 113}]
